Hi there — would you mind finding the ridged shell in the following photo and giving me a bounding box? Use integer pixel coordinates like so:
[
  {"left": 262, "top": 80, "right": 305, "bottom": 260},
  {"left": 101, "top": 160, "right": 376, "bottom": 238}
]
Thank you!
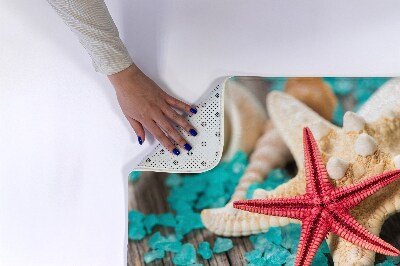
[{"left": 221, "top": 79, "right": 267, "bottom": 161}]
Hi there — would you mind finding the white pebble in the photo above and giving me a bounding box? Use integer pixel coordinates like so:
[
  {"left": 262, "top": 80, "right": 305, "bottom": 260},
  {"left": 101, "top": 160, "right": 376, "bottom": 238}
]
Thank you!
[
  {"left": 326, "top": 157, "right": 349, "bottom": 180},
  {"left": 393, "top": 155, "right": 400, "bottom": 169},
  {"left": 354, "top": 133, "right": 377, "bottom": 156},
  {"left": 343, "top": 111, "right": 366, "bottom": 132},
  {"left": 252, "top": 189, "right": 268, "bottom": 199}
]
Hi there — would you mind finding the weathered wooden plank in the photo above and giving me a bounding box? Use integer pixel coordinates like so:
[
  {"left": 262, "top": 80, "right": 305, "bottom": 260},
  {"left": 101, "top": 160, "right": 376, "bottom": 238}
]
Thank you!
[{"left": 128, "top": 171, "right": 255, "bottom": 266}]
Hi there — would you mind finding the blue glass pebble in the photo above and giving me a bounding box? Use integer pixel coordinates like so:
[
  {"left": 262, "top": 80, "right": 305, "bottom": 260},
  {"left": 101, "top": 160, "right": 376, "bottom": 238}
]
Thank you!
[
  {"left": 244, "top": 249, "right": 262, "bottom": 262},
  {"left": 231, "top": 156, "right": 247, "bottom": 174},
  {"left": 144, "top": 249, "right": 165, "bottom": 264},
  {"left": 354, "top": 78, "right": 387, "bottom": 104},
  {"left": 267, "top": 77, "right": 287, "bottom": 91},
  {"left": 166, "top": 233, "right": 184, "bottom": 242},
  {"left": 265, "top": 227, "right": 282, "bottom": 245},
  {"left": 205, "top": 182, "right": 224, "bottom": 198},
  {"left": 195, "top": 195, "right": 215, "bottom": 210},
  {"left": 213, "top": 237, "right": 233, "bottom": 254},
  {"left": 128, "top": 171, "right": 141, "bottom": 182},
  {"left": 147, "top": 233, "right": 185, "bottom": 253},
  {"left": 155, "top": 241, "right": 183, "bottom": 253},
  {"left": 249, "top": 233, "right": 272, "bottom": 252},
  {"left": 376, "top": 261, "right": 396, "bottom": 266},
  {"left": 265, "top": 247, "right": 290, "bottom": 265},
  {"left": 324, "top": 77, "right": 353, "bottom": 96},
  {"left": 128, "top": 223, "right": 146, "bottom": 240},
  {"left": 168, "top": 187, "right": 198, "bottom": 203},
  {"left": 386, "top": 255, "right": 400, "bottom": 264},
  {"left": 164, "top": 151, "right": 248, "bottom": 226},
  {"left": 311, "top": 251, "right": 328, "bottom": 266},
  {"left": 209, "top": 196, "right": 227, "bottom": 208},
  {"left": 176, "top": 213, "right": 204, "bottom": 235},
  {"left": 143, "top": 214, "right": 158, "bottom": 233},
  {"left": 158, "top": 213, "right": 177, "bottom": 227},
  {"left": 198, "top": 242, "right": 213, "bottom": 260},
  {"left": 247, "top": 257, "right": 267, "bottom": 266},
  {"left": 172, "top": 243, "right": 196, "bottom": 265},
  {"left": 319, "top": 240, "right": 330, "bottom": 254},
  {"left": 285, "top": 253, "right": 296, "bottom": 266},
  {"left": 166, "top": 174, "right": 182, "bottom": 187},
  {"left": 170, "top": 201, "right": 193, "bottom": 214},
  {"left": 148, "top": 232, "right": 168, "bottom": 249},
  {"left": 269, "top": 169, "right": 290, "bottom": 181},
  {"left": 128, "top": 210, "right": 144, "bottom": 224},
  {"left": 182, "top": 176, "right": 207, "bottom": 193},
  {"left": 282, "top": 225, "right": 301, "bottom": 253},
  {"left": 128, "top": 210, "right": 146, "bottom": 240},
  {"left": 289, "top": 238, "right": 301, "bottom": 254},
  {"left": 264, "top": 241, "right": 288, "bottom": 260}
]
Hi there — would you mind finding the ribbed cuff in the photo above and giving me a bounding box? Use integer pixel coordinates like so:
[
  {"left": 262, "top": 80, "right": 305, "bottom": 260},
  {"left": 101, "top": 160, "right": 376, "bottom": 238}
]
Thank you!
[{"left": 91, "top": 39, "right": 134, "bottom": 75}]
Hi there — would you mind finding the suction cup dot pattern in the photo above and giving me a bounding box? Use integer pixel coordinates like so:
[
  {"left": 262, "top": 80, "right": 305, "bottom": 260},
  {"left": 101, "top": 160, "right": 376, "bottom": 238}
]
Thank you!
[{"left": 135, "top": 84, "right": 224, "bottom": 173}]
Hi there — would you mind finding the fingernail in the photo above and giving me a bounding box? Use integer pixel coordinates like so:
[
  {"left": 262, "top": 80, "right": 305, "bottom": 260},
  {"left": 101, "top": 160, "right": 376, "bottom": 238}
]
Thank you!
[
  {"left": 138, "top": 136, "right": 143, "bottom": 145},
  {"left": 184, "top": 143, "right": 192, "bottom": 151},
  {"left": 173, "top": 148, "right": 180, "bottom": 156},
  {"left": 190, "top": 108, "right": 197, "bottom": 114},
  {"left": 189, "top": 129, "right": 197, "bottom": 136}
]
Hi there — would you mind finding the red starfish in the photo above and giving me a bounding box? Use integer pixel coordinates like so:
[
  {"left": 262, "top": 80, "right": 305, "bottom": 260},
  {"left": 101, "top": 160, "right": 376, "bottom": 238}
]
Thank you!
[{"left": 233, "top": 127, "right": 400, "bottom": 266}]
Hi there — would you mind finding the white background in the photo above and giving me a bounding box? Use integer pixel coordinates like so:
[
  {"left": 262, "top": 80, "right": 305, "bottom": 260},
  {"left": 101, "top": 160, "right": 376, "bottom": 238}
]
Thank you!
[{"left": 1, "top": 0, "right": 400, "bottom": 265}]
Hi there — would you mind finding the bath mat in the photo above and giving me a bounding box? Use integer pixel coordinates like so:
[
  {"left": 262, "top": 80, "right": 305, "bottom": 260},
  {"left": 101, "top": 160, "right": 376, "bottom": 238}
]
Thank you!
[
  {"left": 134, "top": 80, "right": 226, "bottom": 173},
  {"left": 129, "top": 77, "right": 400, "bottom": 266}
]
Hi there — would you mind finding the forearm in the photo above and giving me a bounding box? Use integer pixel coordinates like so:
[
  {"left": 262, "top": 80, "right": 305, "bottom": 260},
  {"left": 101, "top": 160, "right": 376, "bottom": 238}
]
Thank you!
[{"left": 47, "top": 0, "right": 133, "bottom": 75}]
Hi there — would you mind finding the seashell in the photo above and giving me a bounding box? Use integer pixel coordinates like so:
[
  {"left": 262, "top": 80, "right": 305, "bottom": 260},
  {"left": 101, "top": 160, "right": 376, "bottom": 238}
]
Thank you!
[
  {"left": 284, "top": 77, "right": 337, "bottom": 121},
  {"left": 228, "top": 121, "right": 291, "bottom": 201},
  {"left": 221, "top": 79, "right": 267, "bottom": 161}
]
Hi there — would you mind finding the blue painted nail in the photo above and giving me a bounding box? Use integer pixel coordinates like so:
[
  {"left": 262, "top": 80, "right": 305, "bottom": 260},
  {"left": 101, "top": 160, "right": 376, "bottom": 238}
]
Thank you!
[
  {"left": 184, "top": 143, "right": 192, "bottom": 151},
  {"left": 190, "top": 108, "right": 197, "bottom": 114},
  {"left": 189, "top": 129, "right": 197, "bottom": 136},
  {"left": 138, "top": 136, "right": 143, "bottom": 145},
  {"left": 173, "top": 148, "right": 180, "bottom": 156}
]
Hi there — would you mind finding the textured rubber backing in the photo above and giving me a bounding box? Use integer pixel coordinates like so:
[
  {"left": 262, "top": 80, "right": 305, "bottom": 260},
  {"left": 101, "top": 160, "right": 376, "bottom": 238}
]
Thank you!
[{"left": 134, "top": 80, "right": 226, "bottom": 173}]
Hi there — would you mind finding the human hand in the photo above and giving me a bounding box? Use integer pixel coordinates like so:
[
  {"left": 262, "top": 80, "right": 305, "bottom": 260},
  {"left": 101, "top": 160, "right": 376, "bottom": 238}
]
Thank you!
[{"left": 108, "top": 64, "right": 197, "bottom": 155}]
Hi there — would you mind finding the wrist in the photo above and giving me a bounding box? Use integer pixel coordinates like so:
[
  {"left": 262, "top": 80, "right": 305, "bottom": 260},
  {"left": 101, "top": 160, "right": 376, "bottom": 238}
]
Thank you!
[{"left": 108, "top": 63, "right": 141, "bottom": 92}]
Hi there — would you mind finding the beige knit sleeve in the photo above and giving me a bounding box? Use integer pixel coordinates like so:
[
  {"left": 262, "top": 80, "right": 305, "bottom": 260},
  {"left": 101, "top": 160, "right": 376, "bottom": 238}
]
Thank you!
[{"left": 47, "top": 0, "right": 134, "bottom": 75}]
